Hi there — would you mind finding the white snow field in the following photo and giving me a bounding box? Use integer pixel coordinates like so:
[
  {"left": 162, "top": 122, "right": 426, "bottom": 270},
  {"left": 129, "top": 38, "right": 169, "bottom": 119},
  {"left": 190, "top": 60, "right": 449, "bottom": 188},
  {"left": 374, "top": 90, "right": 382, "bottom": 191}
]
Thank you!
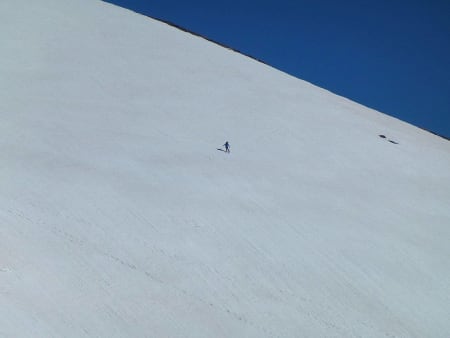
[{"left": 1, "top": 0, "right": 450, "bottom": 337}]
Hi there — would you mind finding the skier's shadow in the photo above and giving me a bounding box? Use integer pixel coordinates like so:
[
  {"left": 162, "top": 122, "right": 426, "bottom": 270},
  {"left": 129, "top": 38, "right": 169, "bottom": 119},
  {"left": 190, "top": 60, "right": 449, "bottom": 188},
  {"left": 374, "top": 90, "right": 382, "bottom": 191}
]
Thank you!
[{"left": 217, "top": 148, "right": 226, "bottom": 152}]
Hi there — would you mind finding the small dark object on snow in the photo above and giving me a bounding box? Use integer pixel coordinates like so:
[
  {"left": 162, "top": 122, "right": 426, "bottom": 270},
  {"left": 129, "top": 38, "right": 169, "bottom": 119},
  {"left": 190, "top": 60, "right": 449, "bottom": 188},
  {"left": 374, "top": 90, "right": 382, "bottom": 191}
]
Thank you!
[
  {"left": 379, "top": 134, "right": 399, "bottom": 144},
  {"left": 223, "top": 141, "right": 230, "bottom": 153}
]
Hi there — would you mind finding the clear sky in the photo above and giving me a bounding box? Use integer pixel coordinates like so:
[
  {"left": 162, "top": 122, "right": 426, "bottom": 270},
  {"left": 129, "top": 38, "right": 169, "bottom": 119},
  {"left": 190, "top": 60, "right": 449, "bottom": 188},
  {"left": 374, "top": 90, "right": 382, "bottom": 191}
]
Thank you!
[{"left": 105, "top": 0, "right": 450, "bottom": 138}]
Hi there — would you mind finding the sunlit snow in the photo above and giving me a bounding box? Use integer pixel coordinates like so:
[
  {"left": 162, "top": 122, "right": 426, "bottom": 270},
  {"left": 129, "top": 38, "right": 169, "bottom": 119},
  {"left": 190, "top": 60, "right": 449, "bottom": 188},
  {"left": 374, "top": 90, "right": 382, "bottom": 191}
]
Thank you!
[{"left": 1, "top": 0, "right": 449, "bottom": 337}]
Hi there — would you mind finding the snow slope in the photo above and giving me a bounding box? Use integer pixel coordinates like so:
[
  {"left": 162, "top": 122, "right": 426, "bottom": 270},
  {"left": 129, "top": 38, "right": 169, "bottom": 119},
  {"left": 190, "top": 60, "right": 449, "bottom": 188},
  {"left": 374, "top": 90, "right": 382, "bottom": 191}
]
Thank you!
[{"left": 1, "top": 0, "right": 449, "bottom": 337}]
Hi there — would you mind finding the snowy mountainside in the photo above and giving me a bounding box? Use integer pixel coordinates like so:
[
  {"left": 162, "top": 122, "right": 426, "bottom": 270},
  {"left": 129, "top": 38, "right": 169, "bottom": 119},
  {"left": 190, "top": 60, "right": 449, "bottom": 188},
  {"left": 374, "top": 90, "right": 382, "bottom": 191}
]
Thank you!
[{"left": 1, "top": 0, "right": 449, "bottom": 337}]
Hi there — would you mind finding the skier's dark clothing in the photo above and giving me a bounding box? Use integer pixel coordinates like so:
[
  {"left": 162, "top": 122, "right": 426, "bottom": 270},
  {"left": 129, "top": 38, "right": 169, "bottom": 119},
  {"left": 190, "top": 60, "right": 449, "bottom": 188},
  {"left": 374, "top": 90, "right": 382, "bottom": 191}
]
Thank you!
[{"left": 224, "top": 141, "right": 230, "bottom": 153}]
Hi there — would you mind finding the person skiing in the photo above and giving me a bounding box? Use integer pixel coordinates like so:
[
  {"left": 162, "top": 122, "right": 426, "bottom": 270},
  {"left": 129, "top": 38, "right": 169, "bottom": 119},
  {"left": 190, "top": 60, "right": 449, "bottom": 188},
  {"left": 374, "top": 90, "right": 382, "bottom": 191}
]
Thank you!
[{"left": 223, "top": 141, "right": 230, "bottom": 153}]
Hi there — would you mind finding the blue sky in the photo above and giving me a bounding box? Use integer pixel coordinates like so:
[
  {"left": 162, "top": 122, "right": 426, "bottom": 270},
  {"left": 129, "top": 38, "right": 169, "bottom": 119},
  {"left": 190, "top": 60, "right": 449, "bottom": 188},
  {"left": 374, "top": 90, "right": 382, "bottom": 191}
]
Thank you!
[{"left": 106, "top": 0, "right": 450, "bottom": 138}]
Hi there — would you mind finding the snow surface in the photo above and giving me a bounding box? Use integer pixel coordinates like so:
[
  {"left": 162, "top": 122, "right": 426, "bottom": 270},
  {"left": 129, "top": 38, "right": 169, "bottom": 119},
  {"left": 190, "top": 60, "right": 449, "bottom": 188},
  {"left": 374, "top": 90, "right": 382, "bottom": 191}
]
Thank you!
[{"left": 1, "top": 0, "right": 450, "bottom": 337}]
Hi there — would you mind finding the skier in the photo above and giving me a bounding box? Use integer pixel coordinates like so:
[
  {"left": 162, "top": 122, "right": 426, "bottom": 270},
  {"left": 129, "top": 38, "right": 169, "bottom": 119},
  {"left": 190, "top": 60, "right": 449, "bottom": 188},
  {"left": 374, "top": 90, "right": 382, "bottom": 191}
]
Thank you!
[{"left": 223, "top": 141, "right": 230, "bottom": 153}]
